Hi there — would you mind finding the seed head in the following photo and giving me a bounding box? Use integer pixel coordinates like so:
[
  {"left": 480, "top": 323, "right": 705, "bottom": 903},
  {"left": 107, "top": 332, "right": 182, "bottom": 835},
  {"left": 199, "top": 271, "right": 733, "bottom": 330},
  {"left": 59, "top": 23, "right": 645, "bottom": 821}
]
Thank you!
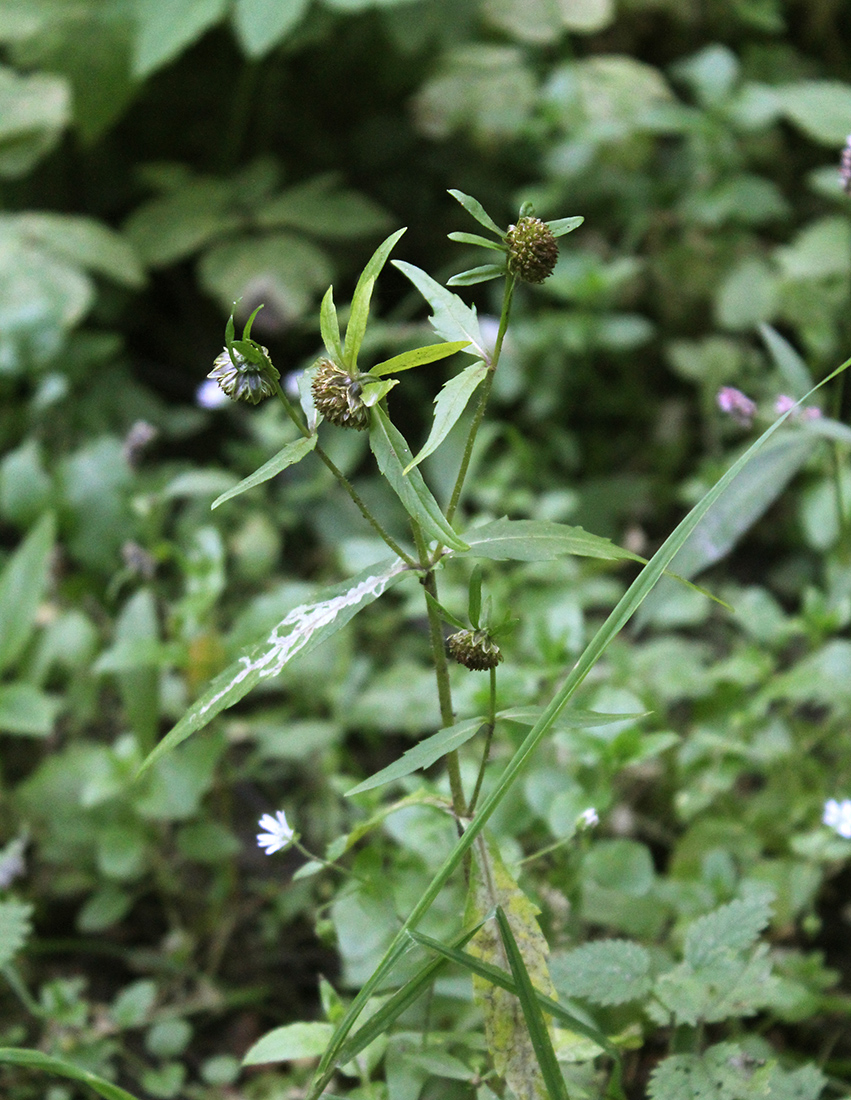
[
  {"left": 505, "top": 217, "right": 559, "bottom": 284},
  {"left": 447, "top": 629, "right": 503, "bottom": 671},
  {"left": 208, "top": 345, "right": 279, "bottom": 405},
  {"left": 311, "top": 359, "right": 370, "bottom": 431}
]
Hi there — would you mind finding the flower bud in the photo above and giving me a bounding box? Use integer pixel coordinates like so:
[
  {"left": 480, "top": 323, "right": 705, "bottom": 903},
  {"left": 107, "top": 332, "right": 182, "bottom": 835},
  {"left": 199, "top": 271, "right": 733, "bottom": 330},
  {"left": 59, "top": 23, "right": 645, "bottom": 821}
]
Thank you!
[
  {"left": 311, "top": 359, "right": 370, "bottom": 431},
  {"left": 208, "top": 345, "right": 279, "bottom": 405},
  {"left": 505, "top": 217, "right": 559, "bottom": 284},
  {"left": 447, "top": 629, "right": 503, "bottom": 671}
]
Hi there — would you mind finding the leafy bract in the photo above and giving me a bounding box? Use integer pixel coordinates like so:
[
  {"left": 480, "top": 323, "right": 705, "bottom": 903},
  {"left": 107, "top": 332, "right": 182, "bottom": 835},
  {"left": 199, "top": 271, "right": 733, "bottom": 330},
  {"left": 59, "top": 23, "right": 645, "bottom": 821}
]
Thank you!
[
  {"left": 211, "top": 435, "right": 317, "bottom": 509},
  {"left": 403, "top": 360, "right": 488, "bottom": 473},
  {"left": 461, "top": 517, "right": 642, "bottom": 563},
  {"left": 319, "top": 286, "right": 343, "bottom": 361},
  {"left": 369, "top": 406, "right": 469, "bottom": 551},
  {"left": 448, "top": 189, "right": 504, "bottom": 236},
  {"left": 393, "top": 260, "right": 489, "bottom": 361},
  {"left": 344, "top": 228, "right": 406, "bottom": 370},
  {"left": 139, "top": 557, "right": 410, "bottom": 774},
  {"left": 548, "top": 216, "right": 585, "bottom": 237},
  {"left": 346, "top": 717, "right": 484, "bottom": 796}
]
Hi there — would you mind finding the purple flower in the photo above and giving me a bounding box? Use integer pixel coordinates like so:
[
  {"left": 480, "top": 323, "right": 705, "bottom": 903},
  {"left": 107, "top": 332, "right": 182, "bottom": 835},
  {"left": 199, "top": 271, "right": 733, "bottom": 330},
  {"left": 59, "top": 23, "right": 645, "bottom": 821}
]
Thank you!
[{"left": 717, "top": 386, "right": 757, "bottom": 427}]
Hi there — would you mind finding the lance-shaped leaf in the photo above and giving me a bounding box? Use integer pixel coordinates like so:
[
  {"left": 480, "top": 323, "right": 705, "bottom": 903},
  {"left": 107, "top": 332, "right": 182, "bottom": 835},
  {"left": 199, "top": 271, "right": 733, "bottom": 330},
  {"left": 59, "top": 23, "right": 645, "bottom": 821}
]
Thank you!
[
  {"left": 211, "top": 434, "right": 317, "bottom": 509},
  {"left": 369, "top": 406, "right": 469, "bottom": 551},
  {"left": 139, "top": 557, "right": 409, "bottom": 774},
  {"left": 346, "top": 716, "right": 485, "bottom": 796},
  {"left": 0, "top": 1049, "right": 141, "bottom": 1100},
  {"left": 461, "top": 517, "right": 643, "bottom": 563},
  {"left": 0, "top": 512, "right": 56, "bottom": 675},
  {"left": 448, "top": 189, "right": 504, "bottom": 236},
  {"left": 368, "top": 339, "right": 471, "bottom": 378},
  {"left": 392, "top": 260, "right": 488, "bottom": 361},
  {"left": 403, "top": 360, "right": 488, "bottom": 474},
  {"left": 319, "top": 285, "right": 343, "bottom": 362},
  {"left": 344, "top": 227, "right": 406, "bottom": 370},
  {"left": 447, "top": 265, "right": 505, "bottom": 287},
  {"left": 447, "top": 231, "right": 506, "bottom": 250},
  {"left": 548, "top": 216, "right": 584, "bottom": 238}
]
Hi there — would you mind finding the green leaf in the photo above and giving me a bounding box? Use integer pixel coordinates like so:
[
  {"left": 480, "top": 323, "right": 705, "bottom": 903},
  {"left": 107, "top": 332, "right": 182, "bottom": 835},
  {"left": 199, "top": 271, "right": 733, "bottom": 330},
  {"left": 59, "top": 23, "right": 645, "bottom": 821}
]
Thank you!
[
  {"left": 447, "top": 264, "right": 506, "bottom": 286},
  {"left": 496, "top": 907, "right": 569, "bottom": 1100},
  {"left": 547, "top": 216, "right": 585, "bottom": 237},
  {"left": 759, "top": 323, "right": 812, "bottom": 398},
  {"left": 649, "top": 1042, "right": 825, "bottom": 1100},
  {"left": 113, "top": 589, "right": 160, "bottom": 753},
  {"left": 138, "top": 557, "right": 409, "bottom": 774},
  {"left": 232, "top": 0, "right": 310, "bottom": 57},
  {"left": 550, "top": 940, "right": 652, "bottom": 1006},
  {"left": 684, "top": 890, "right": 774, "bottom": 971},
  {"left": 500, "top": 706, "right": 649, "bottom": 730},
  {"left": 345, "top": 717, "right": 484, "bottom": 796},
  {"left": 211, "top": 435, "right": 317, "bottom": 509},
  {"left": 123, "top": 178, "right": 241, "bottom": 267},
  {"left": 0, "top": 512, "right": 55, "bottom": 674},
  {"left": 461, "top": 517, "right": 642, "bottom": 563},
  {"left": 0, "top": 683, "right": 61, "bottom": 736},
  {"left": 368, "top": 339, "right": 471, "bottom": 378},
  {"left": 403, "top": 360, "right": 488, "bottom": 473},
  {"left": 0, "top": 1049, "right": 142, "bottom": 1100},
  {"left": 344, "top": 227, "right": 406, "bottom": 370},
  {"left": 256, "top": 174, "right": 391, "bottom": 238},
  {"left": 447, "top": 231, "right": 506, "bottom": 250},
  {"left": 16, "top": 213, "right": 143, "bottom": 287},
  {"left": 468, "top": 565, "right": 483, "bottom": 629},
  {"left": 0, "top": 64, "right": 68, "bottom": 178},
  {"left": 369, "top": 406, "right": 469, "bottom": 551},
  {"left": 319, "top": 286, "right": 344, "bottom": 362},
  {"left": 243, "top": 1022, "right": 335, "bottom": 1065},
  {"left": 133, "top": 0, "right": 228, "bottom": 77},
  {"left": 448, "top": 189, "right": 504, "bottom": 236},
  {"left": 775, "top": 80, "right": 851, "bottom": 144},
  {"left": 359, "top": 377, "right": 398, "bottom": 408},
  {"left": 0, "top": 899, "right": 33, "bottom": 966},
  {"left": 393, "top": 260, "right": 489, "bottom": 360}
]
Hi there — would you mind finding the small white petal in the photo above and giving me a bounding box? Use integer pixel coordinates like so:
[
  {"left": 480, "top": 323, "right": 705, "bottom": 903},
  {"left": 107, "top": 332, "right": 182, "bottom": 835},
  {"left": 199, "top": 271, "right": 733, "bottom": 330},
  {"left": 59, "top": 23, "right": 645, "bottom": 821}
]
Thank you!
[{"left": 256, "top": 809, "right": 294, "bottom": 854}]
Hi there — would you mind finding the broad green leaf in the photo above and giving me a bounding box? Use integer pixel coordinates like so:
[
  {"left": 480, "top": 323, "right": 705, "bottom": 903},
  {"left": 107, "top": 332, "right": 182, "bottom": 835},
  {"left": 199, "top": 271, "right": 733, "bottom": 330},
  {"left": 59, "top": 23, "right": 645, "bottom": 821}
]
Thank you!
[
  {"left": 461, "top": 517, "right": 642, "bottom": 563},
  {"left": 0, "top": 512, "right": 55, "bottom": 674},
  {"left": 684, "top": 890, "right": 774, "bottom": 971},
  {"left": 368, "top": 339, "right": 471, "bottom": 378},
  {"left": 139, "top": 557, "right": 409, "bottom": 774},
  {"left": 123, "top": 178, "right": 241, "bottom": 267},
  {"left": 0, "top": 899, "right": 32, "bottom": 966},
  {"left": 393, "top": 260, "right": 489, "bottom": 360},
  {"left": 133, "top": 0, "right": 228, "bottom": 78},
  {"left": 495, "top": 908, "right": 569, "bottom": 1100},
  {"left": 447, "top": 231, "right": 505, "bottom": 250},
  {"left": 0, "top": 64, "right": 68, "bottom": 178},
  {"left": 447, "top": 265, "right": 506, "bottom": 286},
  {"left": 759, "top": 323, "right": 812, "bottom": 398},
  {"left": 775, "top": 80, "right": 851, "bottom": 144},
  {"left": 211, "top": 435, "right": 317, "bottom": 509},
  {"left": 0, "top": 683, "right": 61, "bottom": 736},
  {"left": 0, "top": 1048, "right": 141, "bottom": 1100},
  {"left": 256, "top": 174, "right": 390, "bottom": 238},
  {"left": 466, "top": 838, "right": 557, "bottom": 1100},
  {"left": 244, "top": 1022, "right": 335, "bottom": 1065},
  {"left": 550, "top": 940, "right": 652, "bottom": 1006},
  {"left": 15, "top": 213, "right": 144, "bottom": 288},
  {"left": 369, "top": 406, "right": 469, "bottom": 551},
  {"left": 232, "top": 0, "right": 310, "bottom": 57},
  {"left": 403, "top": 360, "right": 488, "bottom": 473},
  {"left": 345, "top": 717, "right": 484, "bottom": 796},
  {"left": 649, "top": 1043, "right": 825, "bottom": 1100},
  {"left": 716, "top": 256, "right": 779, "bottom": 330},
  {"left": 319, "top": 286, "right": 343, "bottom": 362},
  {"left": 448, "top": 189, "right": 504, "bottom": 236},
  {"left": 344, "top": 227, "right": 406, "bottom": 370},
  {"left": 548, "top": 215, "right": 585, "bottom": 237}
]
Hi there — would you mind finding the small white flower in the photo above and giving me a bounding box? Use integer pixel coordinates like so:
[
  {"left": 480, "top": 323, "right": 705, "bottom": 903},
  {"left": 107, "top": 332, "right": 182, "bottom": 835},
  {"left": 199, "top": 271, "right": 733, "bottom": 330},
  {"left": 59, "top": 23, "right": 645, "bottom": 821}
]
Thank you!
[
  {"left": 823, "top": 798, "right": 851, "bottom": 839},
  {"left": 577, "top": 807, "right": 599, "bottom": 830},
  {"left": 257, "top": 810, "right": 295, "bottom": 855}
]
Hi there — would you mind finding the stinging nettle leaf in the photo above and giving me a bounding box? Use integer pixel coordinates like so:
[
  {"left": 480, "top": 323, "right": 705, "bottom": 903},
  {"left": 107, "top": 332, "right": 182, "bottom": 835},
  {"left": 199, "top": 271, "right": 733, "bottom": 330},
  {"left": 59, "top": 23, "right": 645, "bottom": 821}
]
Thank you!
[
  {"left": 211, "top": 435, "right": 317, "bottom": 509},
  {"left": 139, "top": 557, "right": 410, "bottom": 774},
  {"left": 550, "top": 940, "right": 652, "bottom": 1006},
  {"left": 403, "top": 361, "right": 488, "bottom": 474}
]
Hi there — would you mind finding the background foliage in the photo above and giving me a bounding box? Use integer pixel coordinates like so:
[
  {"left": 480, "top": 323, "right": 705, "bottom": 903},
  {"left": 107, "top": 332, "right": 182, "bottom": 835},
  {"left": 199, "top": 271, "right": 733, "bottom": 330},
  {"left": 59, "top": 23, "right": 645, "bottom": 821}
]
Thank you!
[{"left": 2, "top": 0, "right": 851, "bottom": 1097}]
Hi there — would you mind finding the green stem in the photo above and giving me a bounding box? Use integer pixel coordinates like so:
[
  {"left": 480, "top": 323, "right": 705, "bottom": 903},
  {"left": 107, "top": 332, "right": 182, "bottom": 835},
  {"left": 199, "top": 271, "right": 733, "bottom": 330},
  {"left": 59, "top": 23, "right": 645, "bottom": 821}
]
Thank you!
[
  {"left": 273, "top": 382, "right": 416, "bottom": 566},
  {"left": 412, "top": 523, "right": 467, "bottom": 820},
  {"left": 445, "top": 274, "right": 516, "bottom": 525},
  {"left": 468, "top": 665, "right": 497, "bottom": 815}
]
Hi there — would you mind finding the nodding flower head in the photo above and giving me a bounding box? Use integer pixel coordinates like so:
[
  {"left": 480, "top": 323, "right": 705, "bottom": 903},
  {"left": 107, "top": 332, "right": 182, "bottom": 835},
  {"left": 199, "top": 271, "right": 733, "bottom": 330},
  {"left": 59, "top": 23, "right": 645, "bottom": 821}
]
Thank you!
[
  {"left": 311, "top": 358, "right": 370, "bottom": 431},
  {"left": 208, "top": 344, "right": 279, "bottom": 405},
  {"left": 447, "top": 629, "right": 503, "bottom": 671},
  {"left": 505, "top": 217, "right": 559, "bottom": 284}
]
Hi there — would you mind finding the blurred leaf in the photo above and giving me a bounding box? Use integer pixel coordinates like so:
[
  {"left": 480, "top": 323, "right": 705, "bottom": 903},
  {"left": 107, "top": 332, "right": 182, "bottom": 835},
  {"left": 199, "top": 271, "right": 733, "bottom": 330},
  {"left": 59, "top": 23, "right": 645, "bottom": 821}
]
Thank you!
[
  {"left": 403, "top": 360, "right": 488, "bottom": 473},
  {"left": 0, "top": 1048, "right": 141, "bottom": 1100},
  {"left": 124, "top": 178, "right": 242, "bottom": 266},
  {"left": 113, "top": 589, "right": 160, "bottom": 754},
  {"left": 0, "top": 64, "right": 69, "bottom": 177},
  {"left": 232, "top": 0, "right": 310, "bottom": 56},
  {"left": 139, "top": 557, "right": 409, "bottom": 773},
  {"left": 649, "top": 1043, "right": 825, "bottom": 1100},
  {"left": 256, "top": 174, "right": 391, "bottom": 238},
  {"left": 369, "top": 406, "right": 469, "bottom": 550},
  {"left": 16, "top": 213, "right": 144, "bottom": 288},
  {"left": 775, "top": 80, "right": 851, "bottom": 144},
  {"left": 211, "top": 435, "right": 317, "bottom": 509},
  {"left": 244, "top": 1022, "right": 335, "bottom": 1065},
  {"left": 759, "top": 324, "right": 812, "bottom": 397},
  {"left": 684, "top": 891, "right": 774, "bottom": 970},
  {"left": 716, "top": 257, "right": 779, "bottom": 330},
  {"left": 776, "top": 216, "right": 851, "bottom": 280},
  {"left": 0, "top": 899, "right": 33, "bottom": 966},
  {"left": 0, "top": 684, "right": 61, "bottom": 736},
  {"left": 484, "top": 0, "right": 613, "bottom": 42},
  {"left": 0, "top": 512, "right": 55, "bottom": 675},
  {"left": 346, "top": 716, "right": 484, "bottom": 796},
  {"left": 133, "top": 0, "right": 228, "bottom": 78},
  {"left": 461, "top": 517, "right": 642, "bottom": 563}
]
